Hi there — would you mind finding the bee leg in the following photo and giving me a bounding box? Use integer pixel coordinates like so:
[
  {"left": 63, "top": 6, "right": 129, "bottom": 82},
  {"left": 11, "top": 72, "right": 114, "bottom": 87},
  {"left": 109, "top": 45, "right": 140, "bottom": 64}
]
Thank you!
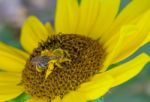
[
  {"left": 60, "top": 58, "right": 71, "bottom": 63},
  {"left": 55, "top": 62, "right": 63, "bottom": 69},
  {"left": 55, "top": 58, "right": 71, "bottom": 69},
  {"left": 45, "top": 61, "right": 55, "bottom": 79},
  {"left": 64, "top": 50, "right": 70, "bottom": 57}
]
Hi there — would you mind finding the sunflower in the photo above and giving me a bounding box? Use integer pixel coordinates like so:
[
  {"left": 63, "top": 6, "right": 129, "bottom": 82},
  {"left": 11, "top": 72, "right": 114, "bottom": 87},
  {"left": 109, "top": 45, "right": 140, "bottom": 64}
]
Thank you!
[{"left": 0, "top": 0, "right": 150, "bottom": 102}]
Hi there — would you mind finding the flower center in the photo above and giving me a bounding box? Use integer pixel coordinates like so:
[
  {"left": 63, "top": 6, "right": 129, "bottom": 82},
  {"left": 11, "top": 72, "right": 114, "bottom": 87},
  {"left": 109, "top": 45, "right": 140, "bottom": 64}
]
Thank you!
[{"left": 22, "top": 34, "right": 106, "bottom": 100}]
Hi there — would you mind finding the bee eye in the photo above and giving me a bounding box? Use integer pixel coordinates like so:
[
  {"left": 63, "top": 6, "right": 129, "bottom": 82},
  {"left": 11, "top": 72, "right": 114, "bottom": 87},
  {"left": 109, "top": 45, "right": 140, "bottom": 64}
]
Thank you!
[
  {"left": 38, "top": 63, "right": 46, "bottom": 69},
  {"left": 36, "top": 63, "right": 47, "bottom": 72}
]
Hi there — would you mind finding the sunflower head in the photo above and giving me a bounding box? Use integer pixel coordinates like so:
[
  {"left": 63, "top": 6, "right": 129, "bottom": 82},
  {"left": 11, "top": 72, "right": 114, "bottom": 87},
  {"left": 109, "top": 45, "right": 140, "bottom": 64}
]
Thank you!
[
  {"left": 22, "top": 34, "right": 106, "bottom": 100},
  {"left": 0, "top": 0, "right": 150, "bottom": 102}
]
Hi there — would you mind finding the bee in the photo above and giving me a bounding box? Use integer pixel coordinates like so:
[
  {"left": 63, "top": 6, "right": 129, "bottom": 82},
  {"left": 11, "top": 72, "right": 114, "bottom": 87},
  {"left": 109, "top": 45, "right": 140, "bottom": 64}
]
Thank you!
[
  {"left": 30, "top": 56, "right": 58, "bottom": 72},
  {"left": 30, "top": 48, "right": 71, "bottom": 79}
]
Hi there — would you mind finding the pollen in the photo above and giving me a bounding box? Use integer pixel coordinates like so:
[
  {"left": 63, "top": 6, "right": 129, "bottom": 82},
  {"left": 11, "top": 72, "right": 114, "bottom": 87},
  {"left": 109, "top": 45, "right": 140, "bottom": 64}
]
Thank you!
[{"left": 22, "top": 34, "right": 106, "bottom": 100}]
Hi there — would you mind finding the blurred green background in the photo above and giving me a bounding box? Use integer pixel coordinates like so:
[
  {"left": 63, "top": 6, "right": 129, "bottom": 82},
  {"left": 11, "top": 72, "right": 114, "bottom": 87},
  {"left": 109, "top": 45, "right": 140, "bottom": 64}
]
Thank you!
[{"left": 0, "top": 0, "right": 150, "bottom": 102}]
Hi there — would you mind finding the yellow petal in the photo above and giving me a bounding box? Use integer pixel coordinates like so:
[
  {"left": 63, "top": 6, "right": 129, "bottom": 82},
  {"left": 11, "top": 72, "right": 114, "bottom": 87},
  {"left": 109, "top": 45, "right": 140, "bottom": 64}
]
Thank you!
[
  {"left": 103, "top": 0, "right": 150, "bottom": 41},
  {"left": 45, "top": 22, "right": 54, "bottom": 34},
  {"left": 62, "top": 91, "right": 87, "bottom": 102},
  {"left": 104, "top": 10, "right": 150, "bottom": 65},
  {"left": 103, "top": 53, "right": 150, "bottom": 87},
  {"left": 102, "top": 25, "right": 139, "bottom": 72},
  {"left": 90, "top": 0, "right": 120, "bottom": 40},
  {"left": 0, "top": 85, "right": 23, "bottom": 94},
  {"left": 0, "top": 72, "right": 24, "bottom": 101},
  {"left": 0, "top": 72, "right": 21, "bottom": 85},
  {"left": 115, "top": 10, "right": 150, "bottom": 62},
  {"left": 55, "top": 0, "right": 79, "bottom": 34},
  {"left": 52, "top": 97, "right": 61, "bottom": 102},
  {"left": 20, "top": 16, "right": 49, "bottom": 53},
  {"left": 55, "top": 0, "right": 120, "bottom": 39},
  {"left": 77, "top": 75, "right": 113, "bottom": 100},
  {"left": 0, "top": 77, "right": 24, "bottom": 102},
  {"left": 75, "top": 0, "right": 101, "bottom": 37},
  {"left": 0, "top": 42, "right": 29, "bottom": 72},
  {"left": 0, "top": 90, "right": 23, "bottom": 102},
  {"left": 143, "top": 32, "right": 150, "bottom": 45}
]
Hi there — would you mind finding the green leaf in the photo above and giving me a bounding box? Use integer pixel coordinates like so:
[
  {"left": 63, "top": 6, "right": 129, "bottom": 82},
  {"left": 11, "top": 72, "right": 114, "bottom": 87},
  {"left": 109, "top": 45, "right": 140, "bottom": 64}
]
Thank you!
[
  {"left": 88, "top": 97, "right": 104, "bottom": 102},
  {"left": 94, "top": 97, "right": 104, "bottom": 102},
  {"left": 7, "top": 93, "right": 30, "bottom": 102}
]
